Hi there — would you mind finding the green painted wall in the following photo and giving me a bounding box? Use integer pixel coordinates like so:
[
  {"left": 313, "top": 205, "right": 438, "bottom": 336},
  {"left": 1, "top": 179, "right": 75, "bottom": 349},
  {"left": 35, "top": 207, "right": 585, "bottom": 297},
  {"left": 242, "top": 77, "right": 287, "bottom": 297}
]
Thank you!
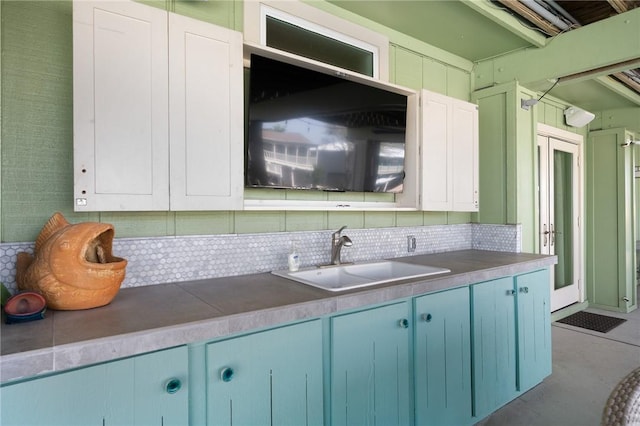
[
  {"left": 586, "top": 129, "right": 637, "bottom": 312},
  {"left": 0, "top": 0, "right": 475, "bottom": 243},
  {"left": 593, "top": 108, "right": 640, "bottom": 134},
  {"left": 1, "top": 1, "right": 75, "bottom": 242},
  {"left": 472, "top": 82, "right": 586, "bottom": 253}
]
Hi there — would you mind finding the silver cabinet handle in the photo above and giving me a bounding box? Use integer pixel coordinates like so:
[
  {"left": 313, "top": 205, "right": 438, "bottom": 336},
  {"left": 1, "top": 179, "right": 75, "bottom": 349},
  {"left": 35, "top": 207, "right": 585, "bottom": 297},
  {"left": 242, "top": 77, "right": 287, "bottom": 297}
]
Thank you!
[
  {"left": 421, "top": 313, "right": 433, "bottom": 322},
  {"left": 519, "top": 287, "right": 529, "bottom": 294},
  {"left": 506, "top": 289, "right": 516, "bottom": 296},
  {"left": 399, "top": 318, "right": 409, "bottom": 329}
]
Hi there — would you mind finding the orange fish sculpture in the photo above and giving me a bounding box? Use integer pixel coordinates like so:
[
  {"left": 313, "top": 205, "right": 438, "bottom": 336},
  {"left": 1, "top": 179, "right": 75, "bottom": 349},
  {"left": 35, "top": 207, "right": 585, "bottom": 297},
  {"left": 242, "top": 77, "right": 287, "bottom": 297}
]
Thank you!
[{"left": 16, "top": 212, "right": 127, "bottom": 310}]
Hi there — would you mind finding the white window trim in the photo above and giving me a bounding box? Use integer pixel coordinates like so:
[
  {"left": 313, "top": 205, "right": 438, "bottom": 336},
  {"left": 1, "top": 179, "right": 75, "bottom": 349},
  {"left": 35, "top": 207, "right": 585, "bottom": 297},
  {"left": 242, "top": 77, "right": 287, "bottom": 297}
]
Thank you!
[
  {"left": 244, "top": 0, "right": 389, "bottom": 81},
  {"left": 259, "top": 5, "right": 380, "bottom": 78}
]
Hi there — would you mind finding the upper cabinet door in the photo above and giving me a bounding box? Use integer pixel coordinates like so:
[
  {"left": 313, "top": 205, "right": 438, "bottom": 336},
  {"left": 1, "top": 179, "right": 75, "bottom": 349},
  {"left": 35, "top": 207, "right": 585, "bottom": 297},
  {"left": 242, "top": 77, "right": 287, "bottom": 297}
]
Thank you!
[
  {"left": 73, "top": 0, "right": 170, "bottom": 211},
  {"left": 168, "top": 13, "right": 244, "bottom": 211},
  {"left": 420, "top": 89, "right": 479, "bottom": 212},
  {"left": 421, "top": 91, "right": 451, "bottom": 211},
  {"left": 450, "top": 99, "right": 479, "bottom": 212}
]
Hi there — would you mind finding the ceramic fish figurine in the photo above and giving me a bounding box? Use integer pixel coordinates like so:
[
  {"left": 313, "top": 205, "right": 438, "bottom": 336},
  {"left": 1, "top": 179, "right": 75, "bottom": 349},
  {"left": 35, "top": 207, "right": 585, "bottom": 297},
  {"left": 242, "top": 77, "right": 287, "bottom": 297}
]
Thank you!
[{"left": 16, "top": 212, "right": 127, "bottom": 310}]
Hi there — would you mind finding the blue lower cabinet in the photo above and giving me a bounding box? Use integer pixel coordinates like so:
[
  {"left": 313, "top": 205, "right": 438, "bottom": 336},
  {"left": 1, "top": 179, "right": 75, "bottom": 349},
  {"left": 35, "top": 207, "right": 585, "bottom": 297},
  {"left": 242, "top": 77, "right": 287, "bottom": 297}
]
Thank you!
[
  {"left": 1, "top": 269, "right": 552, "bottom": 426},
  {"left": 516, "top": 269, "right": 552, "bottom": 393},
  {"left": 206, "top": 319, "right": 324, "bottom": 426},
  {"left": 414, "top": 287, "right": 472, "bottom": 426},
  {"left": 1, "top": 361, "right": 118, "bottom": 426},
  {"left": 471, "top": 276, "right": 518, "bottom": 420},
  {"left": 132, "top": 346, "right": 190, "bottom": 426},
  {"left": 0, "top": 346, "right": 189, "bottom": 426},
  {"left": 330, "top": 301, "right": 411, "bottom": 426},
  {"left": 471, "top": 269, "right": 552, "bottom": 421}
]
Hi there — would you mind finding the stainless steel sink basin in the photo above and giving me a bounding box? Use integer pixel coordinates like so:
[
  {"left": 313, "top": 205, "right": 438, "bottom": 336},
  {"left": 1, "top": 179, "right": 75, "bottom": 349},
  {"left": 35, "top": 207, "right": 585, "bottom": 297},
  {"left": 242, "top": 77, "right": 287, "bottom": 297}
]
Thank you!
[{"left": 272, "top": 260, "right": 450, "bottom": 292}]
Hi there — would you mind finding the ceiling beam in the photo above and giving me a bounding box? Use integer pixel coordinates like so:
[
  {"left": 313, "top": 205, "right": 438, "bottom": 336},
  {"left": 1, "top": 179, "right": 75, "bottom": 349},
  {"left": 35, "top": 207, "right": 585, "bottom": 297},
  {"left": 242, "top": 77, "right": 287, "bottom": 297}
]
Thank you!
[
  {"left": 474, "top": 7, "right": 640, "bottom": 89},
  {"left": 494, "top": 0, "right": 561, "bottom": 35},
  {"left": 595, "top": 75, "right": 640, "bottom": 106},
  {"left": 461, "top": 0, "right": 547, "bottom": 48},
  {"left": 557, "top": 58, "right": 640, "bottom": 84},
  {"left": 607, "top": 0, "right": 632, "bottom": 13},
  {"left": 612, "top": 72, "right": 640, "bottom": 93}
]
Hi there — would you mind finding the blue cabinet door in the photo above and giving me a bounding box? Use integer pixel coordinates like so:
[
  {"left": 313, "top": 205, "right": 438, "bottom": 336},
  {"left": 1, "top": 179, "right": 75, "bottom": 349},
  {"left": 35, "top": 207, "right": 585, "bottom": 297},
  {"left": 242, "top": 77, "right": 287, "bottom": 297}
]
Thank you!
[
  {"left": 0, "top": 363, "right": 114, "bottom": 426},
  {"left": 206, "top": 320, "right": 324, "bottom": 426},
  {"left": 414, "top": 287, "right": 472, "bottom": 426},
  {"left": 470, "top": 276, "right": 517, "bottom": 420},
  {"left": 516, "top": 269, "right": 552, "bottom": 393},
  {"left": 0, "top": 346, "right": 188, "bottom": 426},
  {"left": 133, "top": 346, "right": 189, "bottom": 426},
  {"left": 331, "top": 301, "right": 411, "bottom": 426}
]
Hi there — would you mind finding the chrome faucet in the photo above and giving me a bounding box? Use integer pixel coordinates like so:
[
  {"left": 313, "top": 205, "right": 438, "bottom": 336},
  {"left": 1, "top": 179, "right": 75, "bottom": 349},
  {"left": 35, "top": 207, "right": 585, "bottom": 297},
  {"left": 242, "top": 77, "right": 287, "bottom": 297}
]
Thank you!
[{"left": 330, "top": 226, "right": 353, "bottom": 265}]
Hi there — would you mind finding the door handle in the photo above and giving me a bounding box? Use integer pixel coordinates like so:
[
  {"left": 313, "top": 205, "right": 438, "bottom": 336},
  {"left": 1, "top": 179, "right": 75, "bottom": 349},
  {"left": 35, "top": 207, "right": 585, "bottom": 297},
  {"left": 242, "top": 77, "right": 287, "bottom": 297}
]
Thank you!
[
  {"left": 542, "top": 224, "right": 549, "bottom": 247},
  {"left": 550, "top": 224, "right": 555, "bottom": 246}
]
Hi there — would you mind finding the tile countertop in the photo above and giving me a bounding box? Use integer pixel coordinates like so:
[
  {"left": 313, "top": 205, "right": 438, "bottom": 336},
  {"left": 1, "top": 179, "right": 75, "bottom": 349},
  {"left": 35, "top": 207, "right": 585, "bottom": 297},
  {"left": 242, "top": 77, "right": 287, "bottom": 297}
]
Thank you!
[{"left": 0, "top": 249, "right": 556, "bottom": 384}]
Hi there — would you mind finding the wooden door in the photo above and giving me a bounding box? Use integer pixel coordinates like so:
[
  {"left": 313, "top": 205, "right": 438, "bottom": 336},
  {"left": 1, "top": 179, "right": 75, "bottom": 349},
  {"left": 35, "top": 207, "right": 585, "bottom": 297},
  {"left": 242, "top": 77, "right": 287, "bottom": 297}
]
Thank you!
[
  {"left": 515, "top": 269, "right": 552, "bottom": 393},
  {"left": 206, "top": 320, "right": 324, "bottom": 426},
  {"left": 470, "top": 277, "right": 517, "bottom": 419},
  {"left": 414, "top": 287, "right": 472, "bottom": 426},
  {"left": 73, "top": 0, "right": 169, "bottom": 211},
  {"left": 133, "top": 346, "right": 189, "bottom": 426},
  {"left": 331, "top": 302, "right": 411, "bottom": 426},
  {"left": 168, "top": 13, "right": 244, "bottom": 210}
]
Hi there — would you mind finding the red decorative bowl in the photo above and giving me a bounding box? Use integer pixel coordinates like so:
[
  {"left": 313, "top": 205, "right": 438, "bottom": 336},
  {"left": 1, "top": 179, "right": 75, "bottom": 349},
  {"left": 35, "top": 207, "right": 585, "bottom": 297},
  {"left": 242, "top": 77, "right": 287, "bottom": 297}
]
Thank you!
[{"left": 4, "top": 292, "right": 47, "bottom": 323}]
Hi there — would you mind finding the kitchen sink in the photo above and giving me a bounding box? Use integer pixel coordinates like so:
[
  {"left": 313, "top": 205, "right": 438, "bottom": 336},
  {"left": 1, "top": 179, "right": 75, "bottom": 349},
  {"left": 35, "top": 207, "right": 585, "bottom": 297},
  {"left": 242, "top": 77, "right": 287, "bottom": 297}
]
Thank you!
[{"left": 272, "top": 260, "right": 450, "bottom": 292}]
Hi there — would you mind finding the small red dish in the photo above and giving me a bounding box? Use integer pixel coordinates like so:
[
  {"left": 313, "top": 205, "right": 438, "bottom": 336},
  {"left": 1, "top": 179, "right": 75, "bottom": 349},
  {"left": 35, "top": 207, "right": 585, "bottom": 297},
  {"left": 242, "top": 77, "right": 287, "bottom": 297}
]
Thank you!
[{"left": 4, "top": 292, "right": 47, "bottom": 317}]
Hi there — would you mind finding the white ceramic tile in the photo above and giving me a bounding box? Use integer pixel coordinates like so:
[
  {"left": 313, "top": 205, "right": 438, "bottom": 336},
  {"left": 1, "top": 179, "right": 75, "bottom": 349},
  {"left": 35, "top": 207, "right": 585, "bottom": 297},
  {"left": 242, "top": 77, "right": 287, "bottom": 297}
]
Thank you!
[{"left": 1, "top": 224, "right": 520, "bottom": 294}]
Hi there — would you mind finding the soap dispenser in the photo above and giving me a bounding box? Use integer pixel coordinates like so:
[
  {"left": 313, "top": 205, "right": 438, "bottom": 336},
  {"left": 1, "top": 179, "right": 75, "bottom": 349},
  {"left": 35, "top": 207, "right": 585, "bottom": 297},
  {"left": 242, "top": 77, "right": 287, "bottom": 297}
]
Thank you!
[{"left": 288, "top": 240, "right": 300, "bottom": 272}]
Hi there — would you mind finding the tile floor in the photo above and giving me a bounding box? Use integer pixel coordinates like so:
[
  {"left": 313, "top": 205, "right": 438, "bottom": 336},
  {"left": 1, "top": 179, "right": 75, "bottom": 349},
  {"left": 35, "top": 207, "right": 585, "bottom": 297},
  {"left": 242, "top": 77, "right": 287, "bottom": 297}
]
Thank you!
[{"left": 479, "top": 300, "right": 640, "bottom": 426}]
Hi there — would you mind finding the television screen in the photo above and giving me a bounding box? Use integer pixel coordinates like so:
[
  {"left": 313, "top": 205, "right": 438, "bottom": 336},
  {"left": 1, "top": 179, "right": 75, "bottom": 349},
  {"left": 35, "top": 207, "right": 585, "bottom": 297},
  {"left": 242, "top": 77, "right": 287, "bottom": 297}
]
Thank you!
[{"left": 246, "top": 54, "right": 408, "bottom": 193}]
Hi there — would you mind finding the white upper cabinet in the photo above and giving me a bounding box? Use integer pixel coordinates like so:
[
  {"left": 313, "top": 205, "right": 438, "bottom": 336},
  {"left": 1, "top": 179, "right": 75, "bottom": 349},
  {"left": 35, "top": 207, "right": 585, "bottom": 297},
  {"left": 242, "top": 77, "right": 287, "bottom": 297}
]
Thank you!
[
  {"left": 168, "top": 13, "right": 244, "bottom": 210},
  {"left": 73, "top": 1, "right": 243, "bottom": 211},
  {"left": 420, "top": 89, "right": 479, "bottom": 212},
  {"left": 73, "top": 1, "right": 169, "bottom": 211}
]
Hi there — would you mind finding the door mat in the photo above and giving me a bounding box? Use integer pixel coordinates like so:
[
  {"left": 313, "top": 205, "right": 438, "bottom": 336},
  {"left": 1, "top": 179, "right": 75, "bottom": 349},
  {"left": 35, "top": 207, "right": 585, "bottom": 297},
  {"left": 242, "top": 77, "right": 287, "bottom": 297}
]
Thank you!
[{"left": 556, "top": 311, "right": 627, "bottom": 333}]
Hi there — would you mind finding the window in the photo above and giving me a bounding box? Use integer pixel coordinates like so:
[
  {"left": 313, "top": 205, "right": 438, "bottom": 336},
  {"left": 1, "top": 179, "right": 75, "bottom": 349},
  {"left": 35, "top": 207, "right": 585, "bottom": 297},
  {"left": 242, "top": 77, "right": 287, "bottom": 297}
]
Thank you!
[
  {"left": 244, "top": 0, "right": 389, "bottom": 80},
  {"left": 263, "top": 8, "right": 376, "bottom": 77}
]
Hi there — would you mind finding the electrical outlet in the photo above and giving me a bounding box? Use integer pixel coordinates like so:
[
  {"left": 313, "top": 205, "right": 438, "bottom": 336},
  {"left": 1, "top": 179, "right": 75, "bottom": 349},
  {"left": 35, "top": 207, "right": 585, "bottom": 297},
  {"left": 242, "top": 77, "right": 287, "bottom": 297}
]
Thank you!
[{"left": 407, "top": 235, "right": 416, "bottom": 253}]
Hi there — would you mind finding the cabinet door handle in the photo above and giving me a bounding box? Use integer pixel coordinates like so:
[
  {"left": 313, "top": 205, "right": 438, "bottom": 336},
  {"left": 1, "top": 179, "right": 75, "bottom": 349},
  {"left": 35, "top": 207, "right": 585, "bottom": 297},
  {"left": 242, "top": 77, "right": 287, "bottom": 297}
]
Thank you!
[
  {"left": 165, "top": 378, "right": 182, "bottom": 394},
  {"left": 421, "top": 313, "right": 433, "bottom": 322},
  {"left": 220, "top": 367, "right": 235, "bottom": 382},
  {"left": 506, "top": 289, "right": 516, "bottom": 296},
  {"left": 399, "top": 318, "right": 409, "bottom": 329},
  {"left": 519, "top": 287, "right": 529, "bottom": 294}
]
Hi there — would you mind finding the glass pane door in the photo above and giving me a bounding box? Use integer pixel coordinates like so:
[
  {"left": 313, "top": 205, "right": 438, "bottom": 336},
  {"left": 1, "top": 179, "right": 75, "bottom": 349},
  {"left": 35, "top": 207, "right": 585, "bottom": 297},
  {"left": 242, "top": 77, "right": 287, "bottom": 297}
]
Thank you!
[
  {"left": 539, "top": 135, "right": 581, "bottom": 311},
  {"left": 552, "top": 148, "right": 574, "bottom": 290}
]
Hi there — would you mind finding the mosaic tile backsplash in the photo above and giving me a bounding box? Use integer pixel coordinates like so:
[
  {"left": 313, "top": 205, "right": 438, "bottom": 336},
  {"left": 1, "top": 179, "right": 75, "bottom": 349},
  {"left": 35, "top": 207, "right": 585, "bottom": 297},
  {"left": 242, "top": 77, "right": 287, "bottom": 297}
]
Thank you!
[{"left": 0, "top": 223, "right": 521, "bottom": 294}]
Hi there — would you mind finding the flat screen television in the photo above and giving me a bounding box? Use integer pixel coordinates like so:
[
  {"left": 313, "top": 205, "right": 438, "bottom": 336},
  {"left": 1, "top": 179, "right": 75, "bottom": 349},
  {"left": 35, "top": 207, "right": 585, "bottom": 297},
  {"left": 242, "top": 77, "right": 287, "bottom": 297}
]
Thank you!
[{"left": 245, "top": 53, "right": 408, "bottom": 193}]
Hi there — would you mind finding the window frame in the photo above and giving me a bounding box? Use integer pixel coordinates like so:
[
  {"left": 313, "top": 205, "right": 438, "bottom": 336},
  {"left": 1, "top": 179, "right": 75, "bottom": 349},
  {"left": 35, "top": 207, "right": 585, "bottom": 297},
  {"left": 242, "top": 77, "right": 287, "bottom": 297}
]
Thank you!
[{"left": 244, "top": 0, "right": 389, "bottom": 81}]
